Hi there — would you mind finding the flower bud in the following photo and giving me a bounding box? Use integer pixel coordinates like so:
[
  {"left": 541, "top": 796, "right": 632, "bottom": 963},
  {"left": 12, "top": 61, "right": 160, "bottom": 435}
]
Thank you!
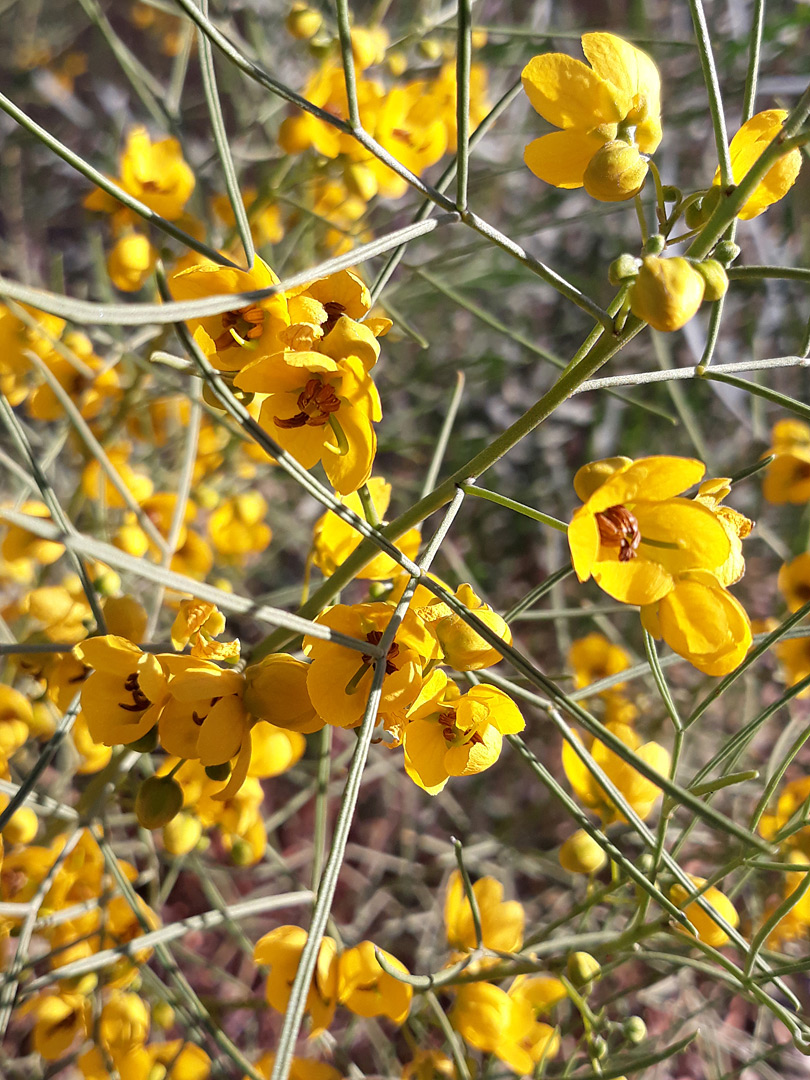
[
  {"left": 107, "top": 234, "right": 156, "bottom": 293},
  {"left": 693, "top": 258, "right": 729, "bottom": 302},
  {"left": 230, "top": 838, "right": 254, "bottom": 866},
  {"left": 434, "top": 584, "right": 512, "bottom": 671},
  {"left": 285, "top": 3, "right": 322, "bottom": 39},
  {"left": 2, "top": 807, "right": 38, "bottom": 845},
  {"left": 591, "top": 1035, "right": 608, "bottom": 1060},
  {"left": 567, "top": 951, "right": 601, "bottom": 989},
  {"left": 559, "top": 830, "right": 608, "bottom": 875},
  {"left": 643, "top": 233, "right": 666, "bottom": 256},
  {"left": 623, "top": 1016, "right": 647, "bottom": 1044},
  {"left": 661, "top": 185, "right": 680, "bottom": 203},
  {"left": 135, "top": 776, "right": 183, "bottom": 830},
  {"left": 608, "top": 254, "right": 641, "bottom": 285},
  {"left": 418, "top": 39, "right": 443, "bottom": 61},
  {"left": 714, "top": 240, "right": 741, "bottom": 266},
  {"left": 629, "top": 256, "right": 705, "bottom": 332},
  {"left": 583, "top": 141, "right": 648, "bottom": 202},
  {"left": 152, "top": 1001, "right": 175, "bottom": 1030},
  {"left": 162, "top": 812, "right": 203, "bottom": 856},
  {"left": 684, "top": 197, "right": 707, "bottom": 230}
]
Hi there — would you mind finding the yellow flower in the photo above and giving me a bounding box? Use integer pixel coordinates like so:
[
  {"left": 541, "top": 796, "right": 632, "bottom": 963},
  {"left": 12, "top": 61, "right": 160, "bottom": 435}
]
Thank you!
[
  {"left": 774, "top": 633, "right": 810, "bottom": 698},
  {"left": 149, "top": 1040, "right": 212, "bottom": 1080},
  {"left": 641, "top": 570, "right": 752, "bottom": 676},
  {"left": 779, "top": 554, "right": 810, "bottom": 613},
  {"left": 562, "top": 722, "right": 670, "bottom": 825},
  {"left": 402, "top": 669, "right": 525, "bottom": 795},
  {"left": 0, "top": 302, "right": 65, "bottom": 405},
  {"left": 248, "top": 721, "right": 306, "bottom": 778},
  {"left": 303, "top": 602, "right": 430, "bottom": 729},
  {"left": 170, "top": 599, "right": 239, "bottom": 662},
  {"left": 311, "top": 476, "right": 421, "bottom": 579},
  {"left": 568, "top": 456, "right": 730, "bottom": 605},
  {"left": 208, "top": 493, "right": 272, "bottom": 559},
  {"left": 117, "top": 126, "right": 195, "bottom": 220},
  {"left": 171, "top": 253, "right": 289, "bottom": 373},
  {"left": 713, "top": 110, "right": 802, "bottom": 220},
  {"left": 98, "top": 991, "right": 150, "bottom": 1055},
  {"left": 763, "top": 419, "right": 810, "bottom": 504},
  {"left": 449, "top": 982, "right": 537, "bottom": 1075},
  {"left": 158, "top": 655, "right": 250, "bottom": 771},
  {"left": 27, "top": 332, "right": 121, "bottom": 422},
  {"left": 337, "top": 939, "right": 412, "bottom": 1024},
  {"left": 284, "top": 4, "right": 322, "bottom": 41},
  {"left": 254, "top": 924, "right": 339, "bottom": 1035},
  {"left": 400, "top": 1050, "right": 456, "bottom": 1080},
  {"left": 235, "top": 343, "right": 381, "bottom": 496},
  {"left": 629, "top": 256, "right": 706, "bottom": 332},
  {"left": 73, "top": 635, "right": 168, "bottom": 745},
  {"left": 444, "top": 868, "right": 524, "bottom": 953},
  {"left": 211, "top": 188, "right": 284, "bottom": 247},
  {"left": 243, "top": 654, "right": 323, "bottom": 734},
  {"left": 759, "top": 776, "right": 810, "bottom": 855},
  {"left": 20, "top": 991, "right": 89, "bottom": 1060},
  {"left": 107, "top": 232, "right": 156, "bottom": 291},
  {"left": 522, "top": 32, "right": 661, "bottom": 199},
  {"left": 351, "top": 26, "right": 389, "bottom": 70},
  {"left": 249, "top": 1054, "right": 340, "bottom": 1080},
  {"left": 670, "top": 875, "right": 739, "bottom": 948},
  {"left": 82, "top": 442, "right": 154, "bottom": 508},
  {"left": 569, "top": 632, "right": 631, "bottom": 693}
]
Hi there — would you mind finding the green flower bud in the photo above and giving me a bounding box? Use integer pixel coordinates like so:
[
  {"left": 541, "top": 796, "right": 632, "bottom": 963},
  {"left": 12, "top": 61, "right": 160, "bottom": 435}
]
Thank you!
[
  {"left": 285, "top": 3, "right": 322, "bottom": 40},
  {"left": 692, "top": 258, "right": 729, "bottom": 302},
  {"left": 684, "top": 198, "right": 706, "bottom": 230},
  {"left": 661, "top": 185, "right": 680, "bottom": 203},
  {"left": 714, "top": 240, "right": 741, "bottom": 266},
  {"left": 630, "top": 256, "right": 705, "bottom": 332},
  {"left": 583, "top": 141, "right": 648, "bottom": 203},
  {"left": 591, "top": 1035, "right": 608, "bottom": 1060},
  {"left": 559, "top": 830, "right": 608, "bottom": 875},
  {"left": 205, "top": 762, "right": 232, "bottom": 782},
  {"left": 567, "top": 951, "right": 601, "bottom": 989},
  {"left": 608, "top": 254, "right": 641, "bottom": 285},
  {"left": 643, "top": 233, "right": 666, "bottom": 256},
  {"left": 230, "top": 838, "right": 254, "bottom": 866},
  {"left": 623, "top": 1016, "right": 648, "bottom": 1044},
  {"left": 135, "top": 775, "right": 183, "bottom": 830}
]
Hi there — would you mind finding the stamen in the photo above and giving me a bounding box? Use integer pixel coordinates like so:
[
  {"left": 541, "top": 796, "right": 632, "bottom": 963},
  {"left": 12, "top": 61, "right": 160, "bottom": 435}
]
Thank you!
[{"left": 595, "top": 504, "right": 642, "bottom": 562}]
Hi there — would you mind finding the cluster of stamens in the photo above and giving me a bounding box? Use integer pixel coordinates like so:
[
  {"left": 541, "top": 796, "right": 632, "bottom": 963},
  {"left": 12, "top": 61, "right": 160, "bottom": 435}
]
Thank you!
[
  {"left": 274, "top": 378, "right": 341, "bottom": 430},
  {"left": 214, "top": 305, "right": 264, "bottom": 352},
  {"left": 362, "top": 630, "right": 400, "bottom": 675},
  {"left": 119, "top": 671, "right": 151, "bottom": 713},
  {"left": 595, "top": 504, "right": 642, "bottom": 562}
]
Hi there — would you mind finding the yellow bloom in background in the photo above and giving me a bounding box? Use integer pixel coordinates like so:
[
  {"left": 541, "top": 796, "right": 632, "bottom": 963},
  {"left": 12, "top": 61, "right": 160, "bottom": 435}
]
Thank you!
[
  {"left": 759, "top": 776, "right": 810, "bottom": 855},
  {"left": 641, "top": 570, "right": 752, "bottom": 676},
  {"left": 522, "top": 32, "right": 661, "bottom": 199},
  {"left": 562, "top": 722, "right": 670, "bottom": 825},
  {"left": 779, "top": 554, "right": 810, "bottom": 613},
  {"left": 171, "top": 254, "right": 289, "bottom": 373},
  {"left": 402, "top": 669, "right": 525, "bottom": 795},
  {"left": 0, "top": 301, "right": 65, "bottom": 406},
  {"left": 98, "top": 990, "right": 150, "bottom": 1056},
  {"left": 568, "top": 456, "right": 729, "bottom": 606},
  {"left": 351, "top": 26, "right": 389, "bottom": 71},
  {"left": 250, "top": 1054, "right": 340, "bottom": 1080},
  {"left": 671, "top": 875, "right": 739, "bottom": 947},
  {"left": 211, "top": 188, "right": 284, "bottom": 247},
  {"left": 254, "top": 925, "right": 339, "bottom": 1035},
  {"left": 248, "top": 721, "right": 306, "bottom": 779},
  {"left": 629, "top": 256, "right": 706, "bottom": 332},
  {"left": 149, "top": 1040, "right": 212, "bottom": 1080},
  {"left": 312, "top": 476, "right": 421, "bottom": 579},
  {"left": 107, "top": 232, "right": 156, "bottom": 292},
  {"left": 208, "top": 493, "right": 272, "bottom": 559},
  {"left": 763, "top": 419, "right": 810, "bottom": 504},
  {"left": 713, "top": 110, "right": 802, "bottom": 220},
  {"left": 693, "top": 478, "right": 752, "bottom": 587},
  {"left": 444, "top": 868, "right": 525, "bottom": 953},
  {"left": 74, "top": 635, "right": 168, "bottom": 746},
  {"left": 2, "top": 500, "right": 64, "bottom": 566},
  {"left": 774, "top": 633, "right": 810, "bottom": 698},
  {"left": 400, "top": 1049, "right": 456, "bottom": 1080},
  {"left": 337, "top": 940, "right": 412, "bottom": 1024},
  {"left": 171, "top": 599, "right": 240, "bottom": 663},
  {"left": 20, "top": 991, "right": 89, "bottom": 1060},
  {"left": 303, "top": 602, "right": 428, "bottom": 729},
  {"left": 116, "top": 125, "right": 195, "bottom": 220},
  {"left": 559, "top": 828, "right": 609, "bottom": 874},
  {"left": 569, "top": 632, "right": 631, "bottom": 693},
  {"left": 81, "top": 443, "right": 154, "bottom": 508},
  {"left": 243, "top": 654, "right": 323, "bottom": 734},
  {"left": 27, "top": 332, "right": 121, "bottom": 423}
]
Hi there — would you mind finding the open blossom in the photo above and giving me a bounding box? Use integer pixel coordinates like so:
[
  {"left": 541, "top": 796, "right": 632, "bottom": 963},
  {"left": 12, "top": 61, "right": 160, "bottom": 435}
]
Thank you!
[
  {"left": 73, "top": 636, "right": 168, "bottom": 746},
  {"left": 85, "top": 126, "right": 195, "bottom": 221},
  {"left": 522, "top": 32, "right": 661, "bottom": 200},
  {"left": 568, "top": 456, "right": 730, "bottom": 606},
  {"left": 444, "top": 869, "right": 524, "bottom": 953},
  {"left": 713, "top": 110, "right": 802, "bottom": 220},
  {"left": 763, "top": 419, "right": 810, "bottom": 504}
]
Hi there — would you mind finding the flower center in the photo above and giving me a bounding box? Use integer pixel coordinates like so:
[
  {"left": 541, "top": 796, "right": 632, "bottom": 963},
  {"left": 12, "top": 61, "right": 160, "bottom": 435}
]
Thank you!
[
  {"left": 595, "top": 505, "right": 641, "bottom": 562},
  {"left": 362, "top": 630, "right": 400, "bottom": 675},
  {"left": 322, "top": 301, "right": 345, "bottom": 336},
  {"left": 119, "top": 671, "right": 152, "bottom": 713},
  {"left": 438, "top": 709, "right": 483, "bottom": 746},
  {"left": 273, "top": 378, "right": 341, "bottom": 429},
  {"left": 213, "top": 305, "right": 264, "bottom": 351}
]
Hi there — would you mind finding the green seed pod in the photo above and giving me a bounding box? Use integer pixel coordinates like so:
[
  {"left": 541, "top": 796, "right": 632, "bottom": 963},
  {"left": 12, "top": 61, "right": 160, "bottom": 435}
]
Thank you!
[
  {"left": 608, "top": 254, "right": 641, "bottom": 286},
  {"left": 693, "top": 258, "right": 729, "bottom": 302},
  {"left": 567, "top": 951, "right": 601, "bottom": 989},
  {"left": 684, "top": 197, "right": 706, "bottom": 230},
  {"left": 583, "top": 141, "right": 649, "bottom": 203},
  {"left": 135, "top": 776, "right": 183, "bottom": 830}
]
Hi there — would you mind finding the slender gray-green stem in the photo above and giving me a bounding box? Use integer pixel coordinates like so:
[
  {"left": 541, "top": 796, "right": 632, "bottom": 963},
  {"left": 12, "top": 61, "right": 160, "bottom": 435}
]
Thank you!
[
  {"left": 574, "top": 355, "right": 809, "bottom": 393},
  {"left": 455, "top": 0, "right": 472, "bottom": 212},
  {"left": 687, "top": 0, "right": 732, "bottom": 185},
  {"left": 742, "top": 0, "right": 766, "bottom": 122},
  {"left": 334, "top": 0, "right": 361, "bottom": 128}
]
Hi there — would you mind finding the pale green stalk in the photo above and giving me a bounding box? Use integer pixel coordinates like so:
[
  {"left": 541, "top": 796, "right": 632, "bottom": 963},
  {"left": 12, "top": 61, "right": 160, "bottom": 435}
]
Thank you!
[
  {"left": 455, "top": 0, "right": 472, "bottom": 212},
  {"left": 421, "top": 371, "right": 466, "bottom": 497},
  {"left": 687, "top": 0, "right": 732, "bottom": 186},
  {"left": 460, "top": 482, "right": 568, "bottom": 531}
]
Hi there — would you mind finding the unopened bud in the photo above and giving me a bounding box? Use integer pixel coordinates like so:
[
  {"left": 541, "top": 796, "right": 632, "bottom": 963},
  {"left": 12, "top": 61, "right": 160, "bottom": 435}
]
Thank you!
[
  {"left": 644, "top": 233, "right": 666, "bottom": 256},
  {"left": 230, "top": 838, "right": 254, "bottom": 866},
  {"left": 583, "top": 141, "right": 648, "bottom": 203},
  {"left": 714, "top": 240, "right": 741, "bottom": 267},
  {"left": 591, "top": 1035, "right": 608, "bottom": 1060},
  {"left": 630, "top": 255, "right": 705, "bottom": 332},
  {"left": 559, "top": 830, "right": 608, "bottom": 875},
  {"left": 162, "top": 812, "right": 203, "bottom": 856},
  {"left": 135, "top": 775, "right": 183, "bottom": 830},
  {"left": 693, "top": 258, "right": 729, "bottom": 302},
  {"left": 608, "top": 254, "right": 641, "bottom": 285},
  {"left": 623, "top": 1016, "right": 647, "bottom": 1044},
  {"left": 152, "top": 1001, "right": 175, "bottom": 1030},
  {"left": 661, "top": 185, "right": 680, "bottom": 203},
  {"left": 684, "top": 198, "right": 706, "bottom": 230},
  {"left": 567, "top": 951, "right": 601, "bottom": 989},
  {"left": 285, "top": 3, "right": 322, "bottom": 39},
  {"left": 418, "top": 39, "right": 443, "bottom": 61}
]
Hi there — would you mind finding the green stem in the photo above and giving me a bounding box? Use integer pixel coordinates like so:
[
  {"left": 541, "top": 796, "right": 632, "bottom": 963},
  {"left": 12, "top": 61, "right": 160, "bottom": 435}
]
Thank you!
[
  {"left": 455, "top": 0, "right": 472, "bottom": 213},
  {"left": 460, "top": 483, "right": 568, "bottom": 532},
  {"left": 687, "top": 0, "right": 732, "bottom": 186}
]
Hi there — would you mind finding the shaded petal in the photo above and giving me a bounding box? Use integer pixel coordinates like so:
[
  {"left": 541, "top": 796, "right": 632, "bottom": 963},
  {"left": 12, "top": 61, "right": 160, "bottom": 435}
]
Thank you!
[
  {"left": 322, "top": 405, "right": 376, "bottom": 495},
  {"left": 587, "top": 456, "right": 705, "bottom": 511},
  {"left": 524, "top": 129, "right": 609, "bottom": 188},
  {"left": 633, "top": 499, "right": 730, "bottom": 574},
  {"left": 403, "top": 718, "right": 451, "bottom": 793},
  {"left": 591, "top": 553, "right": 672, "bottom": 606}
]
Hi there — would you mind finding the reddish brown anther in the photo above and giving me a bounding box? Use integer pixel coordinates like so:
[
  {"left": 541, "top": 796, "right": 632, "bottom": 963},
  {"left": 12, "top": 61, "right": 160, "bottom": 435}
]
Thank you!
[
  {"left": 362, "top": 629, "right": 401, "bottom": 674},
  {"left": 595, "top": 504, "right": 642, "bottom": 562},
  {"left": 120, "top": 671, "right": 151, "bottom": 712},
  {"left": 213, "top": 305, "right": 265, "bottom": 351},
  {"left": 274, "top": 378, "right": 341, "bottom": 430},
  {"left": 322, "top": 300, "right": 346, "bottom": 336}
]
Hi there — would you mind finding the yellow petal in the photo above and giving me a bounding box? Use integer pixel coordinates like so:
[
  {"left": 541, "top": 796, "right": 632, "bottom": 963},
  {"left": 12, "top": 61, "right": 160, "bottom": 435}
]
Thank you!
[
  {"left": 524, "top": 128, "right": 609, "bottom": 188},
  {"left": 581, "top": 33, "right": 661, "bottom": 148},
  {"left": 521, "top": 53, "right": 627, "bottom": 129}
]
